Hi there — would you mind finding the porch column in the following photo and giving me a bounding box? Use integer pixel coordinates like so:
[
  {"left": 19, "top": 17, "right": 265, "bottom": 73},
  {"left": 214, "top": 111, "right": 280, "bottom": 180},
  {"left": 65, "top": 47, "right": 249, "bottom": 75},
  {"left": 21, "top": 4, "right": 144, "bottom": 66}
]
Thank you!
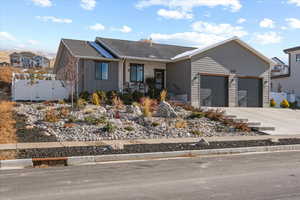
[
  {"left": 228, "top": 73, "right": 238, "bottom": 107},
  {"left": 118, "top": 60, "right": 124, "bottom": 92}
]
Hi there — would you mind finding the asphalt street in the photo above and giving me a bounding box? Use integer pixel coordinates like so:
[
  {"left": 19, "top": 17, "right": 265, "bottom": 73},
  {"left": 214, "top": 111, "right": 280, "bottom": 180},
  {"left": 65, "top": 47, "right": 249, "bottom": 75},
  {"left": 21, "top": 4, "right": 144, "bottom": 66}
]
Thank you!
[{"left": 1, "top": 151, "right": 300, "bottom": 200}]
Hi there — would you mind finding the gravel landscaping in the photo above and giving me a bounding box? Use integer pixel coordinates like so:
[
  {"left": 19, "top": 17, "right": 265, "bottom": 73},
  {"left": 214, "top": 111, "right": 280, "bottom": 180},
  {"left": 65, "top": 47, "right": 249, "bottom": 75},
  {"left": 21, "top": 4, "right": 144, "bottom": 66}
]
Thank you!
[{"left": 14, "top": 100, "right": 258, "bottom": 142}]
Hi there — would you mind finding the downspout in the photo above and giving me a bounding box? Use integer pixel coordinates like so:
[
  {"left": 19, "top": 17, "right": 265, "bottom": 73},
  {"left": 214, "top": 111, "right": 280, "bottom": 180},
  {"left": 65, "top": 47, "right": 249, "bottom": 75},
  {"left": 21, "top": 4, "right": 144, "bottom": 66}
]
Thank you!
[{"left": 122, "top": 58, "right": 127, "bottom": 93}]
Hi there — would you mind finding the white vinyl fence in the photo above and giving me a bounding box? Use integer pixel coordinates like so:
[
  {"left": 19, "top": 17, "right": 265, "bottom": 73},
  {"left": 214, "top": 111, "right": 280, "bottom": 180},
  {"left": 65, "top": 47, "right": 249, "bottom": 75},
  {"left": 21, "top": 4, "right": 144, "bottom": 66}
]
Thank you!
[
  {"left": 271, "top": 92, "right": 296, "bottom": 107},
  {"left": 12, "top": 73, "right": 70, "bottom": 101}
]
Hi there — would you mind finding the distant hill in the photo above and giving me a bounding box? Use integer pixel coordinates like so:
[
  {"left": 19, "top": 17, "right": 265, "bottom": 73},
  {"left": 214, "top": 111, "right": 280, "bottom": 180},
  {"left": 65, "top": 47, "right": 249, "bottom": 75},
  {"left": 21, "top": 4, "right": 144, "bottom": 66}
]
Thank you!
[{"left": 0, "top": 51, "right": 12, "bottom": 63}]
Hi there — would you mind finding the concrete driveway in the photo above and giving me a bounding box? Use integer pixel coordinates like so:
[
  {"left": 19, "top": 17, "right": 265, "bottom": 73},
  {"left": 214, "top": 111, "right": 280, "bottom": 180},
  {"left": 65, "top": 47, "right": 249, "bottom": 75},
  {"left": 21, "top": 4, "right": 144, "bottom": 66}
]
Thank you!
[{"left": 219, "top": 107, "right": 300, "bottom": 135}]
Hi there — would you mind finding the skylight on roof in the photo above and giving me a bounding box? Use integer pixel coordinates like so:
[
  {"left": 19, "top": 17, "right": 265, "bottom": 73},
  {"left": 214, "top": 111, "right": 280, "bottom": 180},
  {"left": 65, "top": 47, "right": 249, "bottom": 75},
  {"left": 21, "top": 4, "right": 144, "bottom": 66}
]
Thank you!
[{"left": 88, "top": 41, "right": 114, "bottom": 59}]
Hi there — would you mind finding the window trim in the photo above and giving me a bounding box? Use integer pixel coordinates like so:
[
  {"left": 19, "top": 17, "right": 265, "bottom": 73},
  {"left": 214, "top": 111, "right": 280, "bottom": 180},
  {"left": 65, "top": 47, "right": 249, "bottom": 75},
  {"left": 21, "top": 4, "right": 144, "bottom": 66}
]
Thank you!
[
  {"left": 130, "top": 63, "right": 144, "bottom": 83},
  {"left": 95, "top": 62, "right": 109, "bottom": 80}
]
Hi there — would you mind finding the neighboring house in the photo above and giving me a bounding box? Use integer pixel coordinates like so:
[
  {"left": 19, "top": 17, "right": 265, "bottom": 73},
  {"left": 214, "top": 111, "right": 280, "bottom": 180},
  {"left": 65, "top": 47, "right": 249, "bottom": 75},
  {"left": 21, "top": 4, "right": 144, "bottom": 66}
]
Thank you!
[
  {"left": 0, "top": 62, "right": 10, "bottom": 67},
  {"left": 10, "top": 52, "right": 50, "bottom": 68},
  {"left": 272, "top": 46, "right": 300, "bottom": 101},
  {"left": 271, "top": 57, "right": 290, "bottom": 78},
  {"left": 54, "top": 36, "right": 274, "bottom": 108}
]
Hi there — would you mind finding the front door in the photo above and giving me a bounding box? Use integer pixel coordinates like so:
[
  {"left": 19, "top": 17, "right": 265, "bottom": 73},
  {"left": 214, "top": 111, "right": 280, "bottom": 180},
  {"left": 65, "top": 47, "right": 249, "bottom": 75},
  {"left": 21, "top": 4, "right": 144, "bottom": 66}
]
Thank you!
[{"left": 154, "top": 69, "right": 165, "bottom": 91}]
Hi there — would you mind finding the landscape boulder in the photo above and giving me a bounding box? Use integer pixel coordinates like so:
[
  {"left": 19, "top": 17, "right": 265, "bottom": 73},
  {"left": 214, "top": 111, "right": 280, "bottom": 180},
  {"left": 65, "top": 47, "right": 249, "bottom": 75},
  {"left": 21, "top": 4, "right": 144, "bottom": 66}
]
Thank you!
[{"left": 157, "top": 101, "right": 178, "bottom": 118}]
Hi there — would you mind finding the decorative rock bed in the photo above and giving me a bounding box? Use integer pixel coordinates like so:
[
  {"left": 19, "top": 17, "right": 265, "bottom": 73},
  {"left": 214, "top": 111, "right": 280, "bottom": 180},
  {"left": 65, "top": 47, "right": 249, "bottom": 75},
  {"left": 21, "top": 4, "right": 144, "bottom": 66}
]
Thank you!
[{"left": 14, "top": 102, "right": 258, "bottom": 142}]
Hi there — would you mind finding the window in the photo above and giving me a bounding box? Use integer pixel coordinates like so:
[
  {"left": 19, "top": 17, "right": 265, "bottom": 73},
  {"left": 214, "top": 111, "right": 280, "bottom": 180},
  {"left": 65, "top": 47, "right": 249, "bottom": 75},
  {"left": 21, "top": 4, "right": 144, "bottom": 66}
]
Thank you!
[
  {"left": 296, "top": 54, "right": 300, "bottom": 62},
  {"left": 130, "top": 64, "right": 144, "bottom": 82},
  {"left": 95, "top": 62, "right": 109, "bottom": 80}
]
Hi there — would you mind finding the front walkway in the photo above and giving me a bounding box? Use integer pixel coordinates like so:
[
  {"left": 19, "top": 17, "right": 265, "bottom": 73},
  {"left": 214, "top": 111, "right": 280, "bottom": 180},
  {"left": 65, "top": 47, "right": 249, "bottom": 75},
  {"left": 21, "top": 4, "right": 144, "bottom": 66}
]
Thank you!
[{"left": 218, "top": 107, "right": 300, "bottom": 135}]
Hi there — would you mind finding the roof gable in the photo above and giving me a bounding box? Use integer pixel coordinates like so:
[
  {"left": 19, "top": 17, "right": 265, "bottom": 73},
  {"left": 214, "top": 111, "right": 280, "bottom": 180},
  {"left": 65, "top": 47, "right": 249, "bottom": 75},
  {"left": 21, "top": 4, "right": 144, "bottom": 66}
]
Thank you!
[{"left": 172, "top": 37, "right": 276, "bottom": 65}]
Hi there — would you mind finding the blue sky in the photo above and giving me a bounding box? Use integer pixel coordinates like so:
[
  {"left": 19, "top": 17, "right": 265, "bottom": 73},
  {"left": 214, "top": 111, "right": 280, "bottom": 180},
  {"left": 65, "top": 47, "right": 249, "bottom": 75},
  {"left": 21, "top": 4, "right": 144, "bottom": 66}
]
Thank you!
[{"left": 1, "top": 0, "right": 300, "bottom": 61}]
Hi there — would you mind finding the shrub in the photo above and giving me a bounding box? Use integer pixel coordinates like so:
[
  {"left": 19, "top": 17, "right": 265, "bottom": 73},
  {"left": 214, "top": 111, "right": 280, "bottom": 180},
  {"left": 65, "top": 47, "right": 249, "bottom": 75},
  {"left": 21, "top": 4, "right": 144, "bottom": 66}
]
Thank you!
[
  {"left": 234, "top": 123, "right": 251, "bottom": 132},
  {"left": 91, "top": 92, "right": 101, "bottom": 106},
  {"left": 132, "top": 91, "right": 144, "bottom": 102},
  {"left": 270, "top": 99, "right": 276, "bottom": 107},
  {"left": 102, "top": 122, "right": 116, "bottom": 133},
  {"left": 175, "top": 120, "right": 188, "bottom": 129},
  {"left": 290, "top": 101, "right": 298, "bottom": 109},
  {"left": 151, "top": 122, "right": 160, "bottom": 127},
  {"left": 43, "top": 101, "right": 54, "bottom": 106},
  {"left": 58, "top": 100, "right": 65, "bottom": 105},
  {"left": 120, "top": 93, "right": 133, "bottom": 105},
  {"left": 280, "top": 99, "right": 290, "bottom": 108},
  {"left": 79, "top": 91, "right": 90, "bottom": 101},
  {"left": 63, "top": 123, "right": 77, "bottom": 128},
  {"left": 140, "top": 97, "right": 157, "bottom": 117},
  {"left": 124, "top": 126, "right": 135, "bottom": 132},
  {"left": 96, "top": 90, "right": 107, "bottom": 103},
  {"left": 106, "top": 91, "right": 118, "bottom": 104},
  {"left": 76, "top": 98, "right": 87, "bottom": 109},
  {"left": 36, "top": 106, "right": 45, "bottom": 110},
  {"left": 58, "top": 107, "right": 70, "bottom": 118},
  {"left": 191, "top": 130, "right": 203, "bottom": 136},
  {"left": 67, "top": 116, "right": 77, "bottom": 123},
  {"left": 205, "top": 110, "right": 225, "bottom": 121},
  {"left": 112, "top": 96, "right": 124, "bottom": 109},
  {"left": 188, "top": 112, "right": 205, "bottom": 119},
  {"left": 44, "top": 109, "right": 59, "bottom": 123},
  {"left": 84, "top": 116, "right": 107, "bottom": 125},
  {"left": 160, "top": 89, "right": 168, "bottom": 102}
]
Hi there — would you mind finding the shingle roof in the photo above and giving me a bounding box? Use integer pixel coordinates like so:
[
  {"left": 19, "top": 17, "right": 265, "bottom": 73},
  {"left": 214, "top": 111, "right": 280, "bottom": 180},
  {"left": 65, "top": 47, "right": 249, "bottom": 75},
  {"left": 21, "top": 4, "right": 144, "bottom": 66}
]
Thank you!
[
  {"left": 284, "top": 46, "right": 300, "bottom": 53},
  {"left": 96, "top": 37, "right": 196, "bottom": 61},
  {"left": 62, "top": 39, "right": 107, "bottom": 59}
]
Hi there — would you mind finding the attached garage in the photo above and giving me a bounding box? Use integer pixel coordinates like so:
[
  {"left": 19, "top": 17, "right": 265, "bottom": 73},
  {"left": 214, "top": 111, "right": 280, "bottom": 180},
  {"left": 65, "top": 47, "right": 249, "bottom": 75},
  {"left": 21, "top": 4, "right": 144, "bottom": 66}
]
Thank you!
[
  {"left": 200, "top": 75, "right": 229, "bottom": 107},
  {"left": 238, "top": 77, "right": 263, "bottom": 107}
]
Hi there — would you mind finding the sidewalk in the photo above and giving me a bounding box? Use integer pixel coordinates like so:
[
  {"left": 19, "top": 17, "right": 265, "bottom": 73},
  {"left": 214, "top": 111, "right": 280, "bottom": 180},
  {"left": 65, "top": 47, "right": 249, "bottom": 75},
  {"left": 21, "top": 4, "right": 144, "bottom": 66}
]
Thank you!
[{"left": 1, "top": 135, "right": 300, "bottom": 151}]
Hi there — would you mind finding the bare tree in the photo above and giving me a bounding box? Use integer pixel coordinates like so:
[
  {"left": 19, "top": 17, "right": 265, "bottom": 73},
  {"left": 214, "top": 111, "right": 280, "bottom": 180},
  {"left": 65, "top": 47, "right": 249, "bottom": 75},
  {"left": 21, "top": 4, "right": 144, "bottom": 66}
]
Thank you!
[{"left": 57, "top": 51, "right": 78, "bottom": 107}]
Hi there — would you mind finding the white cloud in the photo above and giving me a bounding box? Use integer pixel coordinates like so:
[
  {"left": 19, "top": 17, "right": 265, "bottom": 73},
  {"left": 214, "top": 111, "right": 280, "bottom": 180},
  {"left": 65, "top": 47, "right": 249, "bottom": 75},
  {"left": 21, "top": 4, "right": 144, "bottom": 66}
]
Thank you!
[
  {"left": 286, "top": 18, "right": 300, "bottom": 29},
  {"left": 150, "top": 21, "right": 247, "bottom": 48},
  {"left": 89, "top": 23, "right": 105, "bottom": 31},
  {"left": 0, "top": 32, "right": 16, "bottom": 41},
  {"left": 31, "top": 0, "right": 52, "bottom": 7},
  {"left": 288, "top": 0, "right": 300, "bottom": 6},
  {"left": 28, "top": 40, "right": 39, "bottom": 45},
  {"left": 157, "top": 9, "right": 193, "bottom": 19},
  {"left": 136, "top": 0, "right": 242, "bottom": 12},
  {"left": 192, "top": 21, "right": 248, "bottom": 37},
  {"left": 253, "top": 32, "right": 282, "bottom": 45},
  {"left": 36, "top": 16, "right": 72, "bottom": 23},
  {"left": 259, "top": 18, "right": 275, "bottom": 28},
  {"left": 120, "top": 25, "right": 132, "bottom": 33},
  {"left": 237, "top": 18, "right": 246, "bottom": 24},
  {"left": 80, "top": 0, "right": 96, "bottom": 10}
]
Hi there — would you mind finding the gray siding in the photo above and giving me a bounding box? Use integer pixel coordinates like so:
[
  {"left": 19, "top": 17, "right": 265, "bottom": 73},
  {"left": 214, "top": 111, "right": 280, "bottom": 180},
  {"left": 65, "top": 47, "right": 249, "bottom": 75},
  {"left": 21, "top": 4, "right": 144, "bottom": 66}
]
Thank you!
[
  {"left": 190, "top": 41, "right": 271, "bottom": 107},
  {"left": 166, "top": 59, "right": 191, "bottom": 100},
  {"left": 81, "top": 59, "right": 119, "bottom": 93},
  {"left": 54, "top": 43, "right": 69, "bottom": 75}
]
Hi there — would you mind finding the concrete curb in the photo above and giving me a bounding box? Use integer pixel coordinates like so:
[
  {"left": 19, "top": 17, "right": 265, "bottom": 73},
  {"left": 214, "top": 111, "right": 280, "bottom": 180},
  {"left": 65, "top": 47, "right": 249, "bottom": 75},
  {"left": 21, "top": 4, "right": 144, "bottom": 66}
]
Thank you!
[{"left": 2, "top": 144, "right": 300, "bottom": 170}]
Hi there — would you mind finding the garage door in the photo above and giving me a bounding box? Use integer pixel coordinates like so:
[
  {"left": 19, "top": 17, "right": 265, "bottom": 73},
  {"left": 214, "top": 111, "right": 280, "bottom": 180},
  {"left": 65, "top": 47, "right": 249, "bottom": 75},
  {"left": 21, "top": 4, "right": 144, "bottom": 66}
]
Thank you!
[
  {"left": 200, "top": 75, "right": 228, "bottom": 107},
  {"left": 238, "top": 78, "right": 263, "bottom": 107}
]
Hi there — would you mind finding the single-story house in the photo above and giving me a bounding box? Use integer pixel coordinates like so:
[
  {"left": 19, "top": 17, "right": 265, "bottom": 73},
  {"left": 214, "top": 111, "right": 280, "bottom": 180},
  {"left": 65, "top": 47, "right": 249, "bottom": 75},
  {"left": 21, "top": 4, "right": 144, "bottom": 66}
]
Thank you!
[{"left": 54, "top": 36, "right": 275, "bottom": 107}]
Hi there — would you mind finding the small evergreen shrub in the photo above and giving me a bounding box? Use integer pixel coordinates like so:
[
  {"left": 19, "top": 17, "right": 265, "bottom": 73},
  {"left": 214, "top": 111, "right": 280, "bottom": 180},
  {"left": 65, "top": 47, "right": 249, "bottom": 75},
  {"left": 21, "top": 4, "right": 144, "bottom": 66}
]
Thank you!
[
  {"left": 188, "top": 112, "right": 205, "bottom": 119},
  {"left": 151, "top": 122, "right": 160, "bottom": 127},
  {"left": 79, "top": 91, "right": 90, "bottom": 101},
  {"left": 270, "top": 99, "right": 276, "bottom": 107},
  {"left": 280, "top": 99, "right": 290, "bottom": 108},
  {"left": 102, "top": 122, "right": 116, "bottom": 133},
  {"left": 124, "top": 126, "right": 135, "bottom": 132},
  {"left": 76, "top": 98, "right": 87, "bottom": 109},
  {"left": 191, "top": 130, "right": 203, "bottom": 136}
]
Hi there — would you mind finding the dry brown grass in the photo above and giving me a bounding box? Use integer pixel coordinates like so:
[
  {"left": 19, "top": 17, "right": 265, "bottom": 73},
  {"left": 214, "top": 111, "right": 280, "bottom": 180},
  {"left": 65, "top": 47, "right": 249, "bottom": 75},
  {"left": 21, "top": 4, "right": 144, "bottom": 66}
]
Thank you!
[
  {"left": 0, "top": 101, "right": 17, "bottom": 144},
  {"left": 0, "top": 66, "right": 21, "bottom": 84},
  {"left": 0, "top": 150, "right": 17, "bottom": 160}
]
